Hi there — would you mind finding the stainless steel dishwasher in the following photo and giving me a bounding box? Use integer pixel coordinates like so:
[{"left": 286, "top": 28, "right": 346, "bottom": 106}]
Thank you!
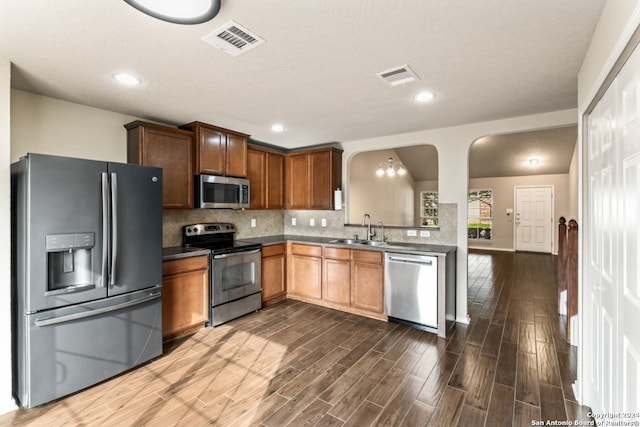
[{"left": 384, "top": 252, "right": 438, "bottom": 329}]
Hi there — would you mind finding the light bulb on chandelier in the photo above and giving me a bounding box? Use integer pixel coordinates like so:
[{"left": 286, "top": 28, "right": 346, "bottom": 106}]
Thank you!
[{"left": 376, "top": 157, "right": 407, "bottom": 177}]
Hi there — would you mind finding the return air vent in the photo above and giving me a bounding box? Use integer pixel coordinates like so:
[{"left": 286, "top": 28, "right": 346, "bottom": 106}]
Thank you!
[
  {"left": 376, "top": 64, "right": 420, "bottom": 86},
  {"left": 202, "top": 20, "right": 265, "bottom": 57}
]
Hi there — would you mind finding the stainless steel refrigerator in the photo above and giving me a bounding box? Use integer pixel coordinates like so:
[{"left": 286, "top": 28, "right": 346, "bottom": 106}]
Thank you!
[{"left": 11, "top": 153, "right": 163, "bottom": 408}]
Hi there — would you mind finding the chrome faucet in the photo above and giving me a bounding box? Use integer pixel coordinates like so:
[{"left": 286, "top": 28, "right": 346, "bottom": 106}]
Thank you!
[
  {"left": 361, "top": 213, "right": 376, "bottom": 241},
  {"left": 377, "top": 221, "right": 385, "bottom": 242}
]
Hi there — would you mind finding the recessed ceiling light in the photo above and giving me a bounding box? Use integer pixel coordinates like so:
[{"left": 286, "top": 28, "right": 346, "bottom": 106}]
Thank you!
[
  {"left": 414, "top": 91, "right": 435, "bottom": 103},
  {"left": 271, "top": 123, "right": 285, "bottom": 132},
  {"left": 124, "top": 0, "right": 221, "bottom": 25},
  {"left": 113, "top": 73, "right": 141, "bottom": 86},
  {"left": 529, "top": 158, "right": 540, "bottom": 166}
]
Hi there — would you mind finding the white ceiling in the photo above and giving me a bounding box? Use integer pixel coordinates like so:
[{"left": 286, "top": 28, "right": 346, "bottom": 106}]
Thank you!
[{"left": 0, "top": 1, "right": 604, "bottom": 150}]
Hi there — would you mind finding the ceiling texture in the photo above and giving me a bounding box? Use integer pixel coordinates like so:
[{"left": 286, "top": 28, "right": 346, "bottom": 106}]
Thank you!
[{"left": 1, "top": 0, "right": 605, "bottom": 153}]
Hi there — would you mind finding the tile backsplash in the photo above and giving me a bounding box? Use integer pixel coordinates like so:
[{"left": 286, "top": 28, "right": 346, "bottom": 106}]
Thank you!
[{"left": 163, "top": 203, "right": 457, "bottom": 247}]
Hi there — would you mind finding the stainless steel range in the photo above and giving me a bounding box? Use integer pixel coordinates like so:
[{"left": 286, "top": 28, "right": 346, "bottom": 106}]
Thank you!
[{"left": 183, "top": 223, "right": 262, "bottom": 326}]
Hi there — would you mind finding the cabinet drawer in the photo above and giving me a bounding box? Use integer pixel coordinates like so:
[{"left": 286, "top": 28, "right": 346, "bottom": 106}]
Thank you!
[
  {"left": 323, "top": 247, "right": 351, "bottom": 260},
  {"left": 163, "top": 255, "right": 209, "bottom": 276},
  {"left": 290, "top": 243, "right": 322, "bottom": 257},
  {"left": 262, "top": 243, "right": 286, "bottom": 258},
  {"left": 352, "top": 249, "right": 383, "bottom": 264}
]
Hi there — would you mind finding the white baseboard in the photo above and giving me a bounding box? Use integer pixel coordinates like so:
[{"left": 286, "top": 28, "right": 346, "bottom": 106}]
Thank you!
[
  {"left": 570, "top": 315, "right": 579, "bottom": 346},
  {"left": 559, "top": 290, "right": 567, "bottom": 315}
]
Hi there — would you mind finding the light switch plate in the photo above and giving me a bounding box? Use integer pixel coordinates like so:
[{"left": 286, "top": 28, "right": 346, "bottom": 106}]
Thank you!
[
  {"left": 310, "top": 218, "right": 315, "bottom": 227},
  {"left": 291, "top": 218, "right": 297, "bottom": 226},
  {"left": 407, "top": 229, "right": 417, "bottom": 237},
  {"left": 250, "top": 218, "right": 257, "bottom": 228},
  {"left": 420, "top": 230, "right": 430, "bottom": 237},
  {"left": 321, "top": 218, "right": 327, "bottom": 227}
]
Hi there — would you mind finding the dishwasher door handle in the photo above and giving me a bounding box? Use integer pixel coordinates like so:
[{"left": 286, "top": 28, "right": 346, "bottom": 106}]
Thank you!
[{"left": 387, "top": 256, "right": 433, "bottom": 266}]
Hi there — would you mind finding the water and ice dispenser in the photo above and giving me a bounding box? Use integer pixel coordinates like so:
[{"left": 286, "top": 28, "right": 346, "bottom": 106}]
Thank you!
[{"left": 45, "top": 233, "right": 95, "bottom": 293}]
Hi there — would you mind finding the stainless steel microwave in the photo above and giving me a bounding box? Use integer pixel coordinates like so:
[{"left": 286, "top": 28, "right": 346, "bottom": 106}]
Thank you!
[{"left": 196, "top": 175, "right": 250, "bottom": 209}]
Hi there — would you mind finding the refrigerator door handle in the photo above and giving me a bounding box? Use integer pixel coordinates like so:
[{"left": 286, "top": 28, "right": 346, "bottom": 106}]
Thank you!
[
  {"left": 101, "top": 172, "right": 109, "bottom": 287},
  {"left": 110, "top": 172, "right": 118, "bottom": 286},
  {"left": 33, "top": 292, "right": 161, "bottom": 327}
]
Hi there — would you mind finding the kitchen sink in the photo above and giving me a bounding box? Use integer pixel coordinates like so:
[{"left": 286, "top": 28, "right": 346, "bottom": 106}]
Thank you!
[
  {"left": 362, "top": 240, "right": 388, "bottom": 247},
  {"left": 329, "top": 238, "right": 388, "bottom": 247},
  {"left": 329, "top": 238, "right": 367, "bottom": 244}
]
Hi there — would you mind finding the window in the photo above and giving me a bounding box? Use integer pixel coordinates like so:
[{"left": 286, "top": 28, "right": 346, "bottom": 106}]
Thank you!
[
  {"left": 468, "top": 188, "right": 493, "bottom": 240},
  {"left": 420, "top": 191, "right": 438, "bottom": 227}
]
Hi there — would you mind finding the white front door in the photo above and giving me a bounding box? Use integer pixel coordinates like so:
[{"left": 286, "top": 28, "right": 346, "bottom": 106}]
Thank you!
[
  {"left": 515, "top": 186, "right": 553, "bottom": 253},
  {"left": 584, "top": 38, "right": 640, "bottom": 414}
]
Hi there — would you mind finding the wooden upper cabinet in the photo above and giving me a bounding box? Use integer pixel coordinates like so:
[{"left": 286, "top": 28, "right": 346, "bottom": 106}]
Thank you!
[
  {"left": 286, "top": 147, "right": 343, "bottom": 210},
  {"left": 179, "top": 121, "right": 248, "bottom": 178},
  {"left": 125, "top": 120, "right": 194, "bottom": 209},
  {"left": 286, "top": 152, "right": 309, "bottom": 209},
  {"left": 226, "top": 133, "right": 248, "bottom": 177},
  {"left": 247, "top": 147, "right": 266, "bottom": 209},
  {"left": 266, "top": 152, "right": 285, "bottom": 209},
  {"left": 197, "top": 127, "right": 226, "bottom": 176},
  {"left": 247, "top": 145, "right": 285, "bottom": 210}
]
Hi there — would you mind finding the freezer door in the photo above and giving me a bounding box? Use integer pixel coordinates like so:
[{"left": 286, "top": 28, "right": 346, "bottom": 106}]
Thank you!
[
  {"left": 107, "top": 162, "right": 162, "bottom": 296},
  {"left": 15, "top": 287, "right": 162, "bottom": 408},
  {"left": 17, "top": 154, "right": 109, "bottom": 312}
]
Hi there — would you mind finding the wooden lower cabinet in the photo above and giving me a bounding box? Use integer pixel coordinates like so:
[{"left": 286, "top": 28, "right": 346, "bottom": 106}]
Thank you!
[
  {"left": 322, "top": 247, "right": 351, "bottom": 306},
  {"left": 287, "top": 243, "right": 323, "bottom": 301},
  {"left": 351, "top": 250, "right": 384, "bottom": 314},
  {"left": 262, "top": 243, "right": 286, "bottom": 306},
  {"left": 162, "top": 255, "right": 209, "bottom": 340},
  {"left": 285, "top": 243, "right": 385, "bottom": 320}
]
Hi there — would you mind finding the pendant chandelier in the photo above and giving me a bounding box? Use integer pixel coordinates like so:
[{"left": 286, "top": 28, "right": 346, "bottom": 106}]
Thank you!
[
  {"left": 124, "top": 0, "right": 221, "bottom": 25},
  {"left": 376, "top": 157, "right": 407, "bottom": 177}
]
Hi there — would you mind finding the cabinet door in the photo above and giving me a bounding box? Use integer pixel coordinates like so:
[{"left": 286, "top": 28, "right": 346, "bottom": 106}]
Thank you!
[
  {"left": 351, "top": 252, "right": 384, "bottom": 314},
  {"left": 322, "top": 258, "right": 351, "bottom": 306},
  {"left": 309, "top": 150, "right": 333, "bottom": 209},
  {"left": 162, "top": 256, "right": 209, "bottom": 338},
  {"left": 198, "top": 127, "right": 226, "bottom": 175},
  {"left": 266, "top": 152, "right": 285, "bottom": 209},
  {"left": 286, "top": 153, "right": 309, "bottom": 209},
  {"left": 262, "top": 244, "right": 286, "bottom": 305},
  {"left": 130, "top": 125, "right": 193, "bottom": 209},
  {"left": 247, "top": 147, "right": 266, "bottom": 209},
  {"left": 289, "top": 253, "right": 322, "bottom": 300},
  {"left": 225, "top": 133, "right": 248, "bottom": 177}
]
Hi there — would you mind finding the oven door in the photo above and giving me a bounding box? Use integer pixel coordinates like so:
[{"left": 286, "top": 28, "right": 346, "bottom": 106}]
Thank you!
[{"left": 211, "top": 249, "right": 262, "bottom": 306}]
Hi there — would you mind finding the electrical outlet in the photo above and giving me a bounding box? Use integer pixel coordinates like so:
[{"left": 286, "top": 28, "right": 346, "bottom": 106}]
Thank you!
[
  {"left": 291, "top": 218, "right": 297, "bottom": 226},
  {"left": 407, "top": 229, "right": 417, "bottom": 237},
  {"left": 420, "top": 230, "right": 430, "bottom": 237},
  {"left": 250, "top": 218, "right": 257, "bottom": 228},
  {"left": 310, "top": 218, "right": 315, "bottom": 227},
  {"left": 321, "top": 218, "right": 327, "bottom": 227}
]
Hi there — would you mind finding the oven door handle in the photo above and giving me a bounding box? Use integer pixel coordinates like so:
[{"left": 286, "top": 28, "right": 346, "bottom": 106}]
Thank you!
[{"left": 213, "top": 249, "right": 261, "bottom": 259}]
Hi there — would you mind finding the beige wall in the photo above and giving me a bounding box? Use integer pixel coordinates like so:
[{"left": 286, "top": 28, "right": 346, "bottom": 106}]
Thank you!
[
  {"left": 10, "top": 90, "right": 136, "bottom": 163},
  {"left": 468, "top": 174, "right": 570, "bottom": 253},
  {"left": 349, "top": 149, "right": 415, "bottom": 225}
]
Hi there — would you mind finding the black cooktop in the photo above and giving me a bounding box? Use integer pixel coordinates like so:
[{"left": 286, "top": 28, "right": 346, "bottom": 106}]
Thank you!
[{"left": 182, "top": 223, "right": 261, "bottom": 255}]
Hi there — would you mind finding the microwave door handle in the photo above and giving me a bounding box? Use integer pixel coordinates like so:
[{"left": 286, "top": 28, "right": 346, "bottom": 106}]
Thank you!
[
  {"left": 101, "top": 172, "right": 109, "bottom": 287},
  {"left": 109, "top": 172, "right": 118, "bottom": 285}
]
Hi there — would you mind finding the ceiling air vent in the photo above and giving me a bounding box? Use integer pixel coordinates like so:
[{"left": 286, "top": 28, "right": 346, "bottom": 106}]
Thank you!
[
  {"left": 202, "top": 20, "right": 265, "bottom": 57},
  {"left": 376, "top": 64, "right": 420, "bottom": 86}
]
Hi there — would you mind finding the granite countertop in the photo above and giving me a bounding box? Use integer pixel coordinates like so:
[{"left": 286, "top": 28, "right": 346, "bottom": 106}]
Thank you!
[
  {"left": 240, "top": 235, "right": 457, "bottom": 256},
  {"left": 162, "top": 246, "right": 211, "bottom": 261},
  {"left": 164, "top": 236, "right": 456, "bottom": 261}
]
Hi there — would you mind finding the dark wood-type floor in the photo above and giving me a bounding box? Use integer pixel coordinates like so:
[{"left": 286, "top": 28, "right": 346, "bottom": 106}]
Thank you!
[{"left": 1, "top": 251, "right": 594, "bottom": 426}]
